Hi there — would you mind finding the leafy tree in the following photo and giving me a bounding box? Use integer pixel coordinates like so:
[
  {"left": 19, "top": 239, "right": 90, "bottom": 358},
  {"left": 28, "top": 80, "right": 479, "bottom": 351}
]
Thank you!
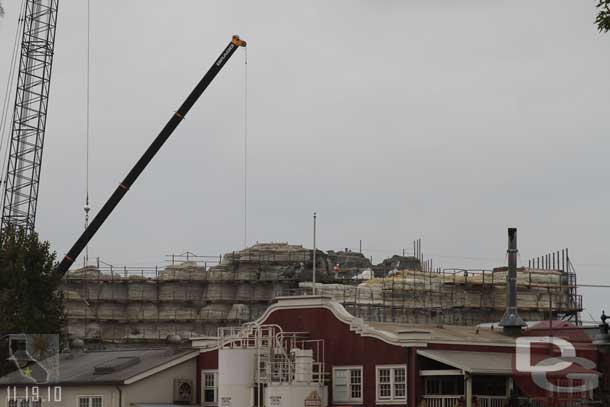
[
  {"left": 0, "top": 1, "right": 4, "bottom": 18},
  {"left": 0, "top": 228, "right": 64, "bottom": 376},
  {"left": 597, "top": 0, "right": 610, "bottom": 33},
  {"left": 0, "top": 228, "right": 64, "bottom": 335}
]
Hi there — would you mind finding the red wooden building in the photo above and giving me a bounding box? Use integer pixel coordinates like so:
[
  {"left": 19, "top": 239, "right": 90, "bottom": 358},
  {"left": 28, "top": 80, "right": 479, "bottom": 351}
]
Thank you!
[{"left": 192, "top": 296, "right": 607, "bottom": 407}]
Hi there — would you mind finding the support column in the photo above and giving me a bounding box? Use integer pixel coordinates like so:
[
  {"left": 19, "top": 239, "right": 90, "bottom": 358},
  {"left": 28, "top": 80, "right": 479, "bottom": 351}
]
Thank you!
[
  {"left": 465, "top": 372, "right": 472, "bottom": 407},
  {"left": 408, "top": 347, "right": 418, "bottom": 407}
]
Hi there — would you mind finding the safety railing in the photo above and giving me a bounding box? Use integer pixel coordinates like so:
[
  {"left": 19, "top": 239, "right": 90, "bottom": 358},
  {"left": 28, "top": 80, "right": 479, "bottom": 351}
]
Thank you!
[
  {"left": 217, "top": 323, "right": 326, "bottom": 386},
  {"left": 423, "top": 395, "right": 462, "bottom": 407},
  {"left": 476, "top": 396, "right": 507, "bottom": 407}
]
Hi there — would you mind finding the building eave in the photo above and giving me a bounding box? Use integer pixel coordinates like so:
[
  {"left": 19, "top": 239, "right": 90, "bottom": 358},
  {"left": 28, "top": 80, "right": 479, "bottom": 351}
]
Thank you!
[{"left": 191, "top": 296, "right": 515, "bottom": 352}]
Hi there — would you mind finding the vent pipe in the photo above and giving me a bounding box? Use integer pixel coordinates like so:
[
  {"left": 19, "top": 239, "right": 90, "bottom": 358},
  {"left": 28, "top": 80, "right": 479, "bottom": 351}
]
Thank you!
[
  {"left": 499, "top": 228, "right": 526, "bottom": 336},
  {"left": 166, "top": 334, "right": 182, "bottom": 355}
]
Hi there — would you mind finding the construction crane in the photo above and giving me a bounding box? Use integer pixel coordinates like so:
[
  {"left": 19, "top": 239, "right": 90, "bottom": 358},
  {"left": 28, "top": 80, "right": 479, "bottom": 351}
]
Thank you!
[
  {"left": 1, "top": 0, "right": 59, "bottom": 233},
  {"left": 54, "top": 35, "right": 247, "bottom": 278}
]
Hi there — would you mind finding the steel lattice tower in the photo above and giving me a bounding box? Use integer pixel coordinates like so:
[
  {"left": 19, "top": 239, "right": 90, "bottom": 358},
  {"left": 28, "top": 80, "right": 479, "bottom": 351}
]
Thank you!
[{"left": 1, "top": 0, "right": 59, "bottom": 233}]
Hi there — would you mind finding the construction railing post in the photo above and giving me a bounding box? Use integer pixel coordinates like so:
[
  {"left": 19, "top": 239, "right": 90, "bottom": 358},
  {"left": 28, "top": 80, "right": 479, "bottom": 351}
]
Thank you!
[{"left": 312, "top": 212, "right": 317, "bottom": 295}]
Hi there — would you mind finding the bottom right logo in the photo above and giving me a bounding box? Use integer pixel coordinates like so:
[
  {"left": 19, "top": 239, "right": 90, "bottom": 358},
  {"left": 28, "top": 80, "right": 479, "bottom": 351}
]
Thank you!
[{"left": 513, "top": 327, "right": 600, "bottom": 406}]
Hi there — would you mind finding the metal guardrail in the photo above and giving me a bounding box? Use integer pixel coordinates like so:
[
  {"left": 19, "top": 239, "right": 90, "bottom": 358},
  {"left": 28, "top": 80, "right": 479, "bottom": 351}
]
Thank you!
[
  {"left": 423, "top": 395, "right": 462, "bottom": 407},
  {"left": 423, "top": 396, "right": 593, "bottom": 407}
]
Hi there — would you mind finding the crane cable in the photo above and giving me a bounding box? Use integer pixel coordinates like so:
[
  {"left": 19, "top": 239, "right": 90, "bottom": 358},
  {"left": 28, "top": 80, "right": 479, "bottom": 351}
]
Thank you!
[
  {"left": 243, "top": 46, "right": 248, "bottom": 249},
  {"left": 83, "top": 0, "right": 92, "bottom": 266},
  {"left": 0, "top": 0, "right": 27, "bottom": 208}
]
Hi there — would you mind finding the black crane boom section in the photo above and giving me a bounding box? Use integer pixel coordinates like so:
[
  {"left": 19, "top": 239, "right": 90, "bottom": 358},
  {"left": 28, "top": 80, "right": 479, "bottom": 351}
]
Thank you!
[{"left": 55, "top": 35, "right": 246, "bottom": 277}]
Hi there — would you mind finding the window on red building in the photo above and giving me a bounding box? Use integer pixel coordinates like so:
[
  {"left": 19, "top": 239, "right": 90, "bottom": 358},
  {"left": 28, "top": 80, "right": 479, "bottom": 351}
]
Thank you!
[
  {"left": 376, "top": 365, "right": 407, "bottom": 402},
  {"left": 202, "top": 370, "right": 218, "bottom": 405},
  {"left": 333, "top": 366, "right": 363, "bottom": 404}
]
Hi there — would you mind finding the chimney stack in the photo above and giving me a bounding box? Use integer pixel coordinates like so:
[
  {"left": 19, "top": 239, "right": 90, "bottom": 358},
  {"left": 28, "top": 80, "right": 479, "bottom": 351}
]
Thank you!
[{"left": 499, "top": 228, "right": 526, "bottom": 336}]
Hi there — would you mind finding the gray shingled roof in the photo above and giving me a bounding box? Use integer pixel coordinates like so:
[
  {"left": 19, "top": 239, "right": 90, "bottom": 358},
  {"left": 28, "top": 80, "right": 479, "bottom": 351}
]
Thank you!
[
  {"left": 366, "top": 321, "right": 516, "bottom": 345},
  {"left": 0, "top": 348, "right": 198, "bottom": 386}
]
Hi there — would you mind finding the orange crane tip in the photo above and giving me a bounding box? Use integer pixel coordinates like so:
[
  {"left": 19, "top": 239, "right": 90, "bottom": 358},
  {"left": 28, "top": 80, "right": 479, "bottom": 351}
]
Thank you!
[{"left": 231, "top": 35, "right": 247, "bottom": 47}]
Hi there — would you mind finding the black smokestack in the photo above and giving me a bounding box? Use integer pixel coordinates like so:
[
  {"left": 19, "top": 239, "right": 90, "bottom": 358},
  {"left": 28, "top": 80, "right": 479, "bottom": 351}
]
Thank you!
[{"left": 499, "top": 228, "right": 526, "bottom": 336}]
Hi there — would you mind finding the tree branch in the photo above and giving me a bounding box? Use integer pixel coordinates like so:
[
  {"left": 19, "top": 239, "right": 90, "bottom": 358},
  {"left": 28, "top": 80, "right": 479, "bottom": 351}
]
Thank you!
[{"left": 597, "top": 0, "right": 610, "bottom": 32}]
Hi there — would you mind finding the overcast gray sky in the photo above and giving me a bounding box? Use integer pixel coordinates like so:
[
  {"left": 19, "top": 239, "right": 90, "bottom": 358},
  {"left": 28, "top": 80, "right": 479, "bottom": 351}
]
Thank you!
[{"left": 1, "top": 0, "right": 609, "bottom": 320}]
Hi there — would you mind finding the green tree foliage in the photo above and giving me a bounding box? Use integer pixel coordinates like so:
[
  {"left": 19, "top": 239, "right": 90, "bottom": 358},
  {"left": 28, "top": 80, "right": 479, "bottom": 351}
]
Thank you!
[
  {"left": 0, "top": 228, "right": 64, "bottom": 334},
  {"left": 597, "top": 0, "right": 610, "bottom": 32},
  {"left": 0, "top": 1, "right": 4, "bottom": 18}
]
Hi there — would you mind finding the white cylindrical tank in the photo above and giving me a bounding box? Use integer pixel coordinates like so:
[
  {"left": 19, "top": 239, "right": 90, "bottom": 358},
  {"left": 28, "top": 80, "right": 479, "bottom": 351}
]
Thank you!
[
  {"left": 291, "top": 348, "right": 313, "bottom": 383},
  {"left": 218, "top": 348, "right": 256, "bottom": 407}
]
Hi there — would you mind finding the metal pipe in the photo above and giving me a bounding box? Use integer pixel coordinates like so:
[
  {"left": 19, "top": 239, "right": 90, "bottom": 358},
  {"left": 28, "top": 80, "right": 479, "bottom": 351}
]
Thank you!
[
  {"left": 115, "top": 385, "right": 122, "bottom": 407},
  {"left": 500, "top": 228, "right": 526, "bottom": 335}
]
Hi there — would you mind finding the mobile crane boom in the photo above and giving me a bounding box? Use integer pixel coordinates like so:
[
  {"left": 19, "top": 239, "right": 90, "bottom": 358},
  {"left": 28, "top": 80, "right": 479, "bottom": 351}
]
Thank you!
[{"left": 55, "top": 35, "right": 247, "bottom": 277}]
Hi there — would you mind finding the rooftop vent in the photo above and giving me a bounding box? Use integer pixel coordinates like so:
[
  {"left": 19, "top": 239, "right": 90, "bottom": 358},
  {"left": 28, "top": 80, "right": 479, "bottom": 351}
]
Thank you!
[
  {"left": 397, "top": 329, "right": 431, "bottom": 335},
  {"left": 94, "top": 356, "right": 140, "bottom": 375}
]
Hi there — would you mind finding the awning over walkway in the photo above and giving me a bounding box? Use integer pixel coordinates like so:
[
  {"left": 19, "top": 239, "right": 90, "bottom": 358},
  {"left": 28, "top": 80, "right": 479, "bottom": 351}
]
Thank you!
[{"left": 417, "top": 349, "right": 513, "bottom": 375}]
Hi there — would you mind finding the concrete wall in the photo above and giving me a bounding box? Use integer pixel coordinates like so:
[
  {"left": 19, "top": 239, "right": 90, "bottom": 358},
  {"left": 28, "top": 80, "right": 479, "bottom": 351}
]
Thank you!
[{"left": 62, "top": 275, "right": 295, "bottom": 341}]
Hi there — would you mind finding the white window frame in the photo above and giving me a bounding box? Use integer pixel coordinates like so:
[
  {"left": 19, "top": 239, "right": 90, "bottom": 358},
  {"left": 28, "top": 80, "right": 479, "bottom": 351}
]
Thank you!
[
  {"left": 76, "top": 395, "right": 103, "bottom": 407},
  {"left": 332, "top": 366, "right": 363, "bottom": 404},
  {"left": 376, "top": 364, "right": 408, "bottom": 404},
  {"left": 201, "top": 370, "right": 218, "bottom": 406}
]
